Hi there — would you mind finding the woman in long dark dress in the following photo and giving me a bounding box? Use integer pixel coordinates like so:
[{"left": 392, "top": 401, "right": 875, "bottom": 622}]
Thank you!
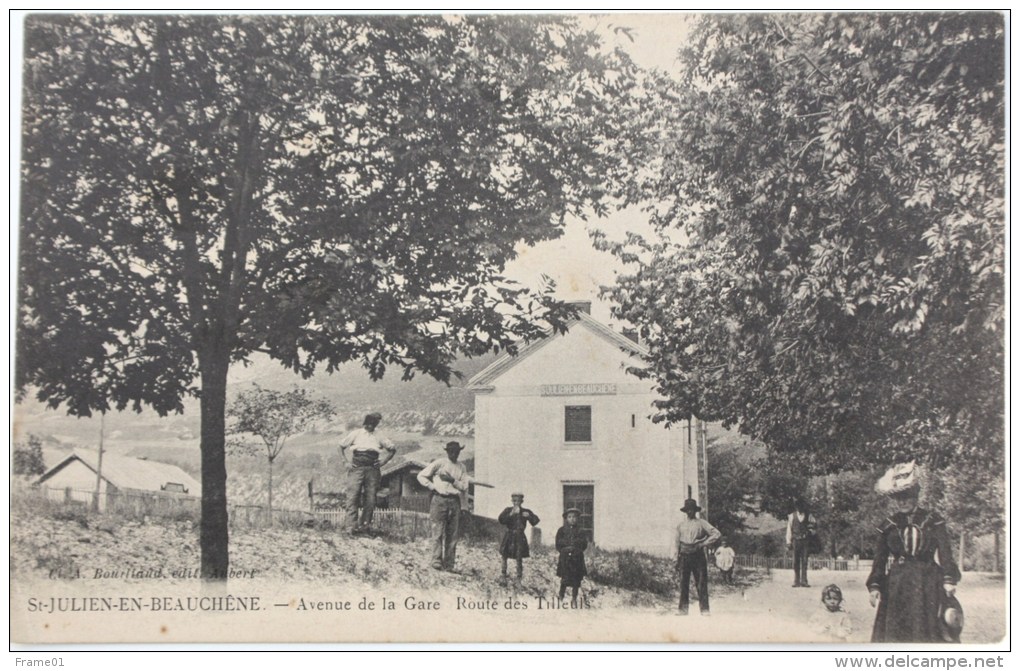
[
  {"left": 867, "top": 462, "right": 961, "bottom": 643},
  {"left": 498, "top": 492, "right": 539, "bottom": 582},
  {"left": 556, "top": 508, "right": 588, "bottom": 606}
]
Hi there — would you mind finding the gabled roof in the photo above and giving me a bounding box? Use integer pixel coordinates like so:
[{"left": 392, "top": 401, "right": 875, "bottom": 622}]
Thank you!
[
  {"left": 38, "top": 449, "right": 202, "bottom": 496},
  {"left": 467, "top": 312, "right": 648, "bottom": 389},
  {"left": 381, "top": 447, "right": 474, "bottom": 478},
  {"left": 380, "top": 452, "right": 433, "bottom": 478}
]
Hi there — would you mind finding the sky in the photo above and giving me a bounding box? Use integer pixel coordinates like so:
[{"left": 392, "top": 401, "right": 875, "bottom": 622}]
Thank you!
[
  {"left": 502, "top": 13, "right": 694, "bottom": 324},
  {"left": 6, "top": 12, "right": 696, "bottom": 401}
]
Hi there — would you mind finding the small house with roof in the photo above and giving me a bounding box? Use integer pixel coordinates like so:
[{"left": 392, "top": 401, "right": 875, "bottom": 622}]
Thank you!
[
  {"left": 37, "top": 449, "right": 201, "bottom": 511},
  {"left": 377, "top": 450, "right": 437, "bottom": 513},
  {"left": 379, "top": 446, "right": 478, "bottom": 512},
  {"left": 468, "top": 301, "right": 705, "bottom": 557},
  {"left": 308, "top": 446, "right": 477, "bottom": 515}
]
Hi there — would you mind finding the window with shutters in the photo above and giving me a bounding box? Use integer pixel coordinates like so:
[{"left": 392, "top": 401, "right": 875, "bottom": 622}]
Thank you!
[{"left": 564, "top": 405, "right": 592, "bottom": 442}]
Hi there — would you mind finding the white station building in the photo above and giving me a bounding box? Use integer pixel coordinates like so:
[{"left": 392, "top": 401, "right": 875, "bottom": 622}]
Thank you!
[{"left": 468, "top": 302, "right": 705, "bottom": 557}]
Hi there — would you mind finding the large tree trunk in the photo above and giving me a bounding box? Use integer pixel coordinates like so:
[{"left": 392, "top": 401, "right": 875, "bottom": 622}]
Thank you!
[{"left": 199, "top": 348, "right": 231, "bottom": 580}]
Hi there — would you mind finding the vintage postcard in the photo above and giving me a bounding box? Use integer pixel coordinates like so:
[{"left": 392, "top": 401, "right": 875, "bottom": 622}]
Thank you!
[{"left": 10, "top": 11, "right": 1006, "bottom": 647}]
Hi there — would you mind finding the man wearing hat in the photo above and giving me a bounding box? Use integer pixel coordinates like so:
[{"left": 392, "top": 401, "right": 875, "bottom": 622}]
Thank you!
[
  {"left": 867, "top": 461, "right": 961, "bottom": 642},
  {"left": 339, "top": 412, "right": 396, "bottom": 535},
  {"left": 673, "top": 498, "right": 721, "bottom": 616},
  {"left": 786, "top": 498, "right": 817, "bottom": 588},
  {"left": 417, "top": 441, "right": 472, "bottom": 571}
]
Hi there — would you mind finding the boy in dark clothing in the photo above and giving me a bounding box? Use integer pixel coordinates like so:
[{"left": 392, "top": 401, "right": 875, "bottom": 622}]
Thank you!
[
  {"left": 555, "top": 508, "right": 588, "bottom": 606},
  {"left": 498, "top": 492, "right": 540, "bottom": 582}
]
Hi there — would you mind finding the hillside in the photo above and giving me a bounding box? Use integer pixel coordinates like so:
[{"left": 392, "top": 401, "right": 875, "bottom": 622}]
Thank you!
[
  {"left": 9, "top": 503, "right": 1007, "bottom": 643},
  {"left": 13, "top": 352, "right": 499, "bottom": 478}
]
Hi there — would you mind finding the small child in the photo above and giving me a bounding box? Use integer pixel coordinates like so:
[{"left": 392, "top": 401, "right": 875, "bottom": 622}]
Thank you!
[
  {"left": 555, "top": 508, "right": 588, "bottom": 606},
  {"left": 714, "top": 538, "right": 736, "bottom": 585},
  {"left": 810, "top": 584, "right": 854, "bottom": 642},
  {"left": 497, "top": 492, "right": 540, "bottom": 582}
]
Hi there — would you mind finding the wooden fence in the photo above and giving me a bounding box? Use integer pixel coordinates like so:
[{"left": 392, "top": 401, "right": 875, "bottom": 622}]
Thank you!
[
  {"left": 25, "top": 485, "right": 435, "bottom": 538},
  {"left": 35, "top": 485, "right": 200, "bottom": 519},
  {"left": 309, "top": 508, "right": 431, "bottom": 539},
  {"left": 734, "top": 553, "right": 873, "bottom": 572}
]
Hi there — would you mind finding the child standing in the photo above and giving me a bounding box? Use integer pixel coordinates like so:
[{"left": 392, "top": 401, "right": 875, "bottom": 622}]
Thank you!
[
  {"left": 555, "top": 507, "right": 588, "bottom": 606},
  {"left": 714, "top": 538, "right": 736, "bottom": 585},
  {"left": 498, "top": 492, "right": 540, "bottom": 582},
  {"left": 810, "top": 584, "right": 854, "bottom": 642}
]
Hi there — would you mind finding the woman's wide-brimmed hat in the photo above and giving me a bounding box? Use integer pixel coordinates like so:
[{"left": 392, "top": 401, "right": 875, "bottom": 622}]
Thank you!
[
  {"left": 940, "top": 594, "right": 964, "bottom": 642},
  {"left": 875, "top": 461, "right": 920, "bottom": 497},
  {"left": 680, "top": 498, "right": 702, "bottom": 513}
]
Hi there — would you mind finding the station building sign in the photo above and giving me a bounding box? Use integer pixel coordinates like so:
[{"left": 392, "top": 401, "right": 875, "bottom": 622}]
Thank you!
[{"left": 539, "top": 383, "right": 617, "bottom": 396}]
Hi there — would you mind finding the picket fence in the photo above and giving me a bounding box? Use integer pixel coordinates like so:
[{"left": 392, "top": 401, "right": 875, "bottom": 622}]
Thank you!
[{"left": 734, "top": 553, "right": 873, "bottom": 572}]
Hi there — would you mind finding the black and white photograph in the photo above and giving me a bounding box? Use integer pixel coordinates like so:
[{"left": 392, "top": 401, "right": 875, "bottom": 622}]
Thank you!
[{"left": 9, "top": 11, "right": 1007, "bottom": 650}]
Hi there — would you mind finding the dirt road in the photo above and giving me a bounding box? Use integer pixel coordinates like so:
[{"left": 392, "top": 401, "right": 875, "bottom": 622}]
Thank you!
[{"left": 694, "top": 568, "right": 1006, "bottom": 645}]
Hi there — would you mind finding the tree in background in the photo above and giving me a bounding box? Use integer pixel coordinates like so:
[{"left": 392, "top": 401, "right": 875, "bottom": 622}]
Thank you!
[
  {"left": 226, "top": 384, "right": 335, "bottom": 517},
  {"left": 704, "top": 436, "right": 760, "bottom": 539},
  {"left": 17, "top": 15, "right": 640, "bottom": 578},
  {"left": 603, "top": 13, "right": 1004, "bottom": 475},
  {"left": 821, "top": 470, "right": 885, "bottom": 558},
  {"left": 927, "top": 456, "right": 1004, "bottom": 571},
  {"left": 13, "top": 435, "right": 46, "bottom": 476},
  {"left": 756, "top": 460, "right": 810, "bottom": 521}
]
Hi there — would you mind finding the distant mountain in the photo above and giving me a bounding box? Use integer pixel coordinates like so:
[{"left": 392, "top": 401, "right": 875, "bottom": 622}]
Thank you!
[
  {"left": 13, "top": 352, "right": 500, "bottom": 468},
  {"left": 230, "top": 352, "right": 498, "bottom": 415}
]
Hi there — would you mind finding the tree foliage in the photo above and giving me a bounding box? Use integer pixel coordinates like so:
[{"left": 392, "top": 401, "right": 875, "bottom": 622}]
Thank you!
[
  {"left": 13, "top": 435, "right": 47, "bottom": 476},
  {"left": 226, "top": 383, "right": 335, "bottom": 514},
  {"left": 927, "top": 454, "right": 1004, "bottom": 541},
  {"left": 756, "top": 460, "right": 810, "bottom": 520},
  {"left": 17, "top": 14, "right": 639, "bottom": 577},
  {"left": 603, "top": 13, "right": 1004, "bottom": 473},
  {"left": 704, "top": 436, "right": 760, "bottom": 538},
  {"left": 819, "top": 470, "right": 886, "bottom": 558}
]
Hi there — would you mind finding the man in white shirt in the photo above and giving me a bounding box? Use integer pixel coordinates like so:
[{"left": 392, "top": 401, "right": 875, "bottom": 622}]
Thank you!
[
  {"left": 786, "top": 498, "right": 815, "bottom": 587},
  {"left": 339, "top": 412, "right": 396, "bottom": 535},
  {"left": 674, "top": 498, "right": 722, "bottom": 615},
  {"left": 417, "top": 441, "right": 472, "bottom": 571}
]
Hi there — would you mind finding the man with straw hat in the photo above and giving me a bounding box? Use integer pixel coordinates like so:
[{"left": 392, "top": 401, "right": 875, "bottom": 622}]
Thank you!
[
  {"left": 673, "top": 497, "right": 721, "bottom": 616},
  {"left": 417, "top": 441, "right": 472, "bottom": 572}
]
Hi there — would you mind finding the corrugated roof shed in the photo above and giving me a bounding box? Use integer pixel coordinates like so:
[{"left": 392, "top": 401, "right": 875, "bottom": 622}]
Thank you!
[{"left": 38, "top": 449, "right": 202, "bottom": 496}]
